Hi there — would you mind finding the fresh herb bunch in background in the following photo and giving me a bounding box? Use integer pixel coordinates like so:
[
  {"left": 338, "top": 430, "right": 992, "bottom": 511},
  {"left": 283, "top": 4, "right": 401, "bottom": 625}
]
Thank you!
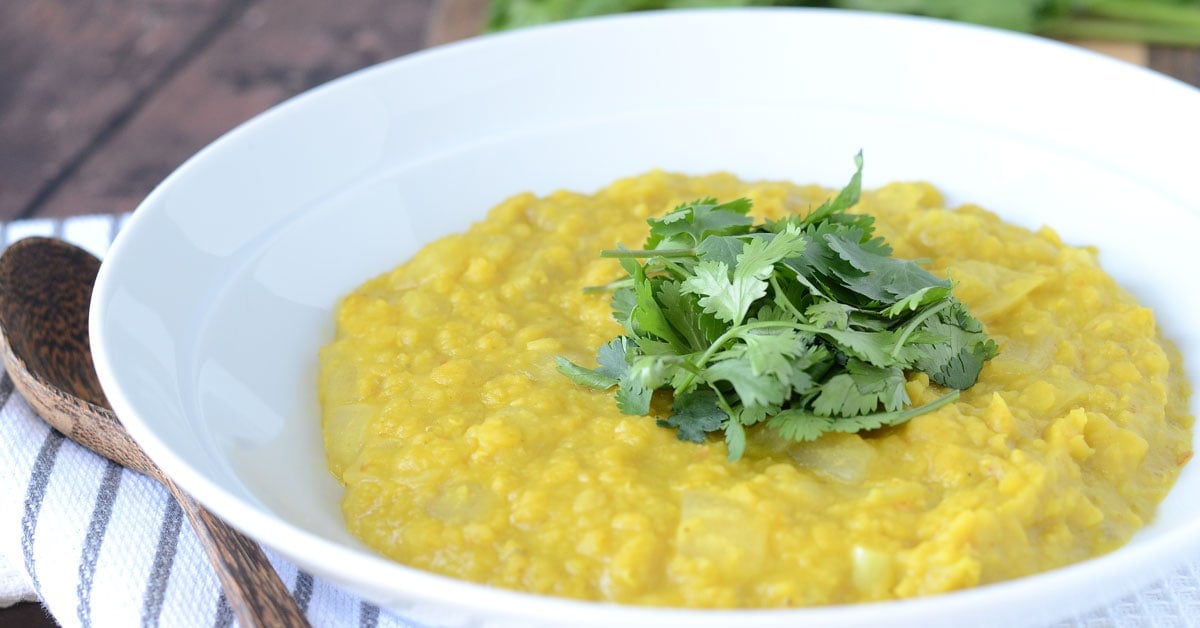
[
  {"left": 557, "top": 153, "right": 999, "bottom": 461},
  {"left": 489, "top": 0, "right": 1200, "bottom": 46}
]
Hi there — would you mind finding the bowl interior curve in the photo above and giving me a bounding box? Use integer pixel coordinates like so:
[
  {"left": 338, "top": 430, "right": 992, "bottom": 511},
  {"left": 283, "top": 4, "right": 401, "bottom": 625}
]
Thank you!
[{"left": 90, "top": 9, "right": 1200, "bottom": 626}]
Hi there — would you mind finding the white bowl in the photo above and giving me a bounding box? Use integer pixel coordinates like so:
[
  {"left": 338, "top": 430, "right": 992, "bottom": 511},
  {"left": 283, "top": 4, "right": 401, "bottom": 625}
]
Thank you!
[{"left": 90, "top": 8, "right": 1200, "bottom": 627}]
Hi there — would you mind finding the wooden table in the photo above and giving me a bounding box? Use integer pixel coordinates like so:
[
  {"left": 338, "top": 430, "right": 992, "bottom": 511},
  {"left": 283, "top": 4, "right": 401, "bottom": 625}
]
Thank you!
[
  {"left": 1, "top": 1, "right": 1198, "bottom": 625},
  {"left": 0, "top": 0, "right": 489, "bottom": 223},
  {"left": 2, "top": 2, "right": 1199, "bottom": 223}
]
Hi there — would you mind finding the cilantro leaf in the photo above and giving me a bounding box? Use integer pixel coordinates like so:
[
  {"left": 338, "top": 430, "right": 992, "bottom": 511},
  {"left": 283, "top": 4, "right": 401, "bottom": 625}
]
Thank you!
[
  {"left": 657, "top": 280, "right": 723, "bottom": 351},
  {"left": 882, "top": 284, "right": 953, "bottom": 317},
  {"left": 811, "top": 359, "right": 908, "bottom": 416},
  {"left": 812, "top": 373, "right": 878, "bottom": 417},
  {"left": 629, "top": 353, "right": 688, "bottom": 391},
  {"left": 765, "top": 408, "right": 833, "bottom": 442},
  {"left": 631, "top": 263, "right": 687, "bottom": 350},
  {"left": 913, "top": 300, "right": 1000, "bottom": 389},
  {"left": 615, "top": 375, "right": 652, "bottom": 415},
  {"left": 805, "top": 301, "right": 854, "bottom": 330},
  {"left": 740, "top": 331, "right": 806, "bottom": 379},
  {"left": 645, "top": 198, "right": 754, "bottom": 249},
  {"left": 724, "top": 418, "right": 747, "bottom": 461},
  {"left": 681, "top": 260, "right": 767, "bottom": 326},
  {"left": 556, "top": 336, "right": 637, "bottom": 390},
  {"left": 560, "top": 152, "right": 997, "bottom": 461},
  {"left": 824, "top": 232, "right": 951, "bottom": 305},
  {"left": 555, "top": 356, "right": 618, "bottom": 390},
  {"left": 696, "top": 234, "right": 753, "bottom": 268},
  {"left": 736, "top": 228, "right": 808, "bottom": 280},
  {"left": 595, "top": 336, "right": 635, "bottom": 380},
  {"left": 809, "top": 326, "right": 909, "bottom": 369},
  {"left": 704, "top": 358, "right": 791, "bottom": 411},
  {"left": 659, "top": 388, "right": 727, "bottom": 443},
  {"left": 611, "top": 285, "right": 637, "bottom": 331},
  {"left": 768, "top": 390, "right": 960, "bottom": 443},
  {"left": 802, "top": 150, "right": 865, "bottom": 225},
  {"left": 681, "top": 230, "right": 807, "bottom": 327}
]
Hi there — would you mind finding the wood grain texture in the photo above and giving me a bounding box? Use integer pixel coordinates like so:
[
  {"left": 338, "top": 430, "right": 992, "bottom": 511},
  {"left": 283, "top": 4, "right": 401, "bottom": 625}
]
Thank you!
[
  {"left": 0, "top": 238, "right": 106, "bottom": 408},
  {"left": 0, "top": 238, "right": 309, "bottom": 628},
  {"left": 0, "top": 0, "right": 232, "bottom": 220},
  {"left": 0, "top": 337, "right": 158, "bottom": 478},
  {"left": 1150, "top": 45, "right": 1200, "bottom": 87},
  {"left": 426, "top": 0, "right": 489, "bottom": 46},
  {"left": 170, "top": 479, "right": 311, "bottom": 628},
  {"left": 30, "top": 0, "right": 434, "bottom": 218},
  {"left": 3, "top": 2, "right": 1199, "bottom": 220}
]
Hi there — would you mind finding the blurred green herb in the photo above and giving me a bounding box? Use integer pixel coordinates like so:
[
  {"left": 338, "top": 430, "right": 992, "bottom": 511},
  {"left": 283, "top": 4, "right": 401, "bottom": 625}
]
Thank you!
[
  {"left": 556, "top": 153, "right": 998, "bottom": 461},
  {"left": 488, "top": 0, "right": 1200, "bottom": 46}
]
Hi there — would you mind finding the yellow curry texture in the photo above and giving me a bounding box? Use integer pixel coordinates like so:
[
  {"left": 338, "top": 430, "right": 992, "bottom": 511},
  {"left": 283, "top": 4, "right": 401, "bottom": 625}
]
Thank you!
[{"left": 319, "top": 173, "right": 1193, "bottom": 607}]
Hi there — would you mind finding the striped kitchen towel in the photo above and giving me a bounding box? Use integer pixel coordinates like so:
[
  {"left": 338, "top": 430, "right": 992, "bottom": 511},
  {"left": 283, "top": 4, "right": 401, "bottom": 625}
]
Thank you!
[
  {"left": 0, "top": 214, "right": 1198, "bottom": 627},
  {"left": 0, "top": 215, "right": 420, "bottom": 627}
]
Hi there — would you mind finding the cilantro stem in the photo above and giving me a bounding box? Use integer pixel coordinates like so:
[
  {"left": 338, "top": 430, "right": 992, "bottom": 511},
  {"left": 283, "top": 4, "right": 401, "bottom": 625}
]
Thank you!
[
  {"left": 713, "top": 387, "right": 738, "bottom": 421},
  {"left": 873, "top": 389, "right": 960, "bottom": 425},
  {"left": 582, "top": 277, "right": 633, "bottom": 294},
  {"left": 827, "top": 389, "right": 961, "bottom": 434},
  {"left": 676, "top": 320, "right": 808, "bottom": 393},
  {"left": 660, "top": 258, "right": 694, "bottom": 280},
  {"left": 769, "top": 275, "right": 807, "bottom": 321},
  {"left": 890, "top": 299, "right": 952, "bottom": 358},
  {"left": 776, "top": 263, "right": 835, "bottom": 304},
  {"left": 601, "top": 248, "right": 697, "bottom": 259}
]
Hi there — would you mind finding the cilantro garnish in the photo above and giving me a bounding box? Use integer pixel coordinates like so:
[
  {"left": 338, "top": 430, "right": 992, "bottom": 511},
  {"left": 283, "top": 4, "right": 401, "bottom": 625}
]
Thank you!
[{"left": 557, "top": 153, "right": 999, "bottom": 461}]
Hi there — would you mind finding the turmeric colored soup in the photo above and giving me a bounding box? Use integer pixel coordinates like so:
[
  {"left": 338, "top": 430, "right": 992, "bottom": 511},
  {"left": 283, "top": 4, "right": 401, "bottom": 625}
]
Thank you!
[{"left": 318, "top": 173, "right": 1194, "bottom": 607}]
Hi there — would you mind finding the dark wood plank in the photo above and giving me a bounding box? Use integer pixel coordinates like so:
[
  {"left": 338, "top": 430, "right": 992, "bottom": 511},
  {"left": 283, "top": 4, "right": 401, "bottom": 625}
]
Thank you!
[
  {"left": 425, "top": 0, "right": 488, "bottom": 47},
  {"left": 0, "top": 602, "right": 56, "bottom": 628},
  {"left": 0, "top": 0, "right": 233, "bottom": 221},
  {"left": 32, "top": 0, "right": 434, "bottom": 218},
  {"left": 1149, "top": 45, "right": 1200, "bottom": 88},
  {"left": 7, "top": 1, "right": 1199, "bottom": 220}
]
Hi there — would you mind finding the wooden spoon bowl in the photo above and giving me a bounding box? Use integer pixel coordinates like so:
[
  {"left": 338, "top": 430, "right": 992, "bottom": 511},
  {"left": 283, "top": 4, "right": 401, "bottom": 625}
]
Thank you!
[{"left": 0, "top": 237, "right": 310, "bottom": 627}]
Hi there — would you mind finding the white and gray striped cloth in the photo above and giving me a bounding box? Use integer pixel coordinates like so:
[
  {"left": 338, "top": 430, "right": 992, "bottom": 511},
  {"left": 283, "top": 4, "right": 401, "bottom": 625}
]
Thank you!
[
  {"left": 0, "top": 215, "right": 419, "bottom": 627},
  {"left": 1, "top": 215, "right": 1199, "bottom": 627}
]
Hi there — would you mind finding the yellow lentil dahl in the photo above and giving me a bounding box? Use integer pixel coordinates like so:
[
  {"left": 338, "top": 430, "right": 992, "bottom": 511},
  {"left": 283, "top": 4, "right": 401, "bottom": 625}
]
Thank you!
[{"left": 318, "top": 172, "right": 1193, "bottom": 607}]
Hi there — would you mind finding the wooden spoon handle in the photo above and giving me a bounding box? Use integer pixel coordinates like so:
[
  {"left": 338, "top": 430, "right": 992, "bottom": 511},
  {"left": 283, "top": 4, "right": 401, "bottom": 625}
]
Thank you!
[{"left": 164, "top": 478, "right": 311, "bottom": 628}]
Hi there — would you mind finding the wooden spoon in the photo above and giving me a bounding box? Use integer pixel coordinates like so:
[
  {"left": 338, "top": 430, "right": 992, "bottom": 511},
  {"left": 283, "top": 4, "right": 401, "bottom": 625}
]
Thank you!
[{"left": 0, "top": 237, "right": 310, "bottom": 628}]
